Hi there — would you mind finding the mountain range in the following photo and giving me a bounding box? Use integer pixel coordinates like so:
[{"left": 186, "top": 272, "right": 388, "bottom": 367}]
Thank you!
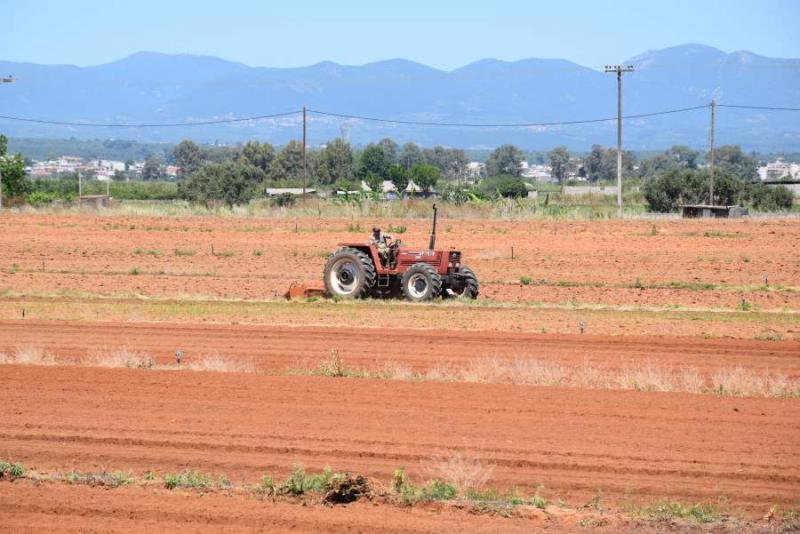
[{"left": 1, "top": 44, "right": 798, "bottom": 150}]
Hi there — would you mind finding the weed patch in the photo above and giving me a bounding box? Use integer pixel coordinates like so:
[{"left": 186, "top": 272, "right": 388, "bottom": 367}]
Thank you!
[{"left": 163, "top": 470, "right": 212, "bottom": 490}]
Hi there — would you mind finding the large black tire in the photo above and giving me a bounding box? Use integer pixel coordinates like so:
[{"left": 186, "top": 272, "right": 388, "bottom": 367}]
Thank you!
[
  {"left": 443, "top": 265, "right": 479, "bottom": 299},
  {"left": 323, "top": 247, "right": 376, "bottom": 299},
  {"left": 400, "top": 263, "right": 442, "bottom": 302}
]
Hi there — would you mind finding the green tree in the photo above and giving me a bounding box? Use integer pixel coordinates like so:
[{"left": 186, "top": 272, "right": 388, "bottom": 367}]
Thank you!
[
  {"left": 714, "top": 145, "right": 758, "bottom": 181},
  {"left": 178, "top": 162, "right": 257, "bottom": 207},
  {"left": 584, "top": 145, "right": 635, "bottom": 182},
  {"left": 644, "top": 168, "right": 754, "bottom": 212},
  {"left": 485, "top": 144, "right": 523, "bottom": 177},
  {"left": 638, "top": 145, "right": 700, "bottom": 178},
  {"left": 314, "top": 138, "right": 354, "bottom": 185},
  {"left": 389, "top": 164, "right": 409, "bottom": 195},
  {"left": 358, "top": 144, "right": 390, "bottom": 179},
  {"left": 423, "top": 146, "right": 469, "bottom": 182},
  {"left": 240, "top": 140, "right": 275, "bottom": 172},
  {"left": 399, "top": 142, "right": 426, "bottom": 170},
  {"left": 377, "top": 138, "right": 398, "bottom": 165},
  {"left": 173, "top": 140, "right": 204, "bottom": 176},
  {"left": 270, "top": 141, "right": 304, "bottom": 183},
  {"left": 410, "top": 163, "right": 440, "bottom": 192},
  {"left": 142, "top": 156, "right": 162, "bottom": 181},
  {"left": 364, "top": 172, "right": 383, "bottom": 194},
  {"left": 0, "top": 133, "right": 29, "bottom": 199},
  {"left": 548, "top": 146, "right": 570, "bottom": 184}
]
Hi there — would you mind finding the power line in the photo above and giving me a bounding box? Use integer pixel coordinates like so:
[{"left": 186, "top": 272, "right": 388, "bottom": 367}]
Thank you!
[
  {"left": 3, "top": 102, "right": 799, "bottom": 130},
  {"left": 0, "top": 110, "right": 301, "bottom": 128},
  {"left": 307, "top": 104, "right": 709, "bottom": 128},
  {"left": 716, "top": 104, "right": 800, "bottom": 112}
]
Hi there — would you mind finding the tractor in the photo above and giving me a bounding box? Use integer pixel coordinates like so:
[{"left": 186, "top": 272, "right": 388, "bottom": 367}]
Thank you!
[{"left": 323, "top": 205, "right": 479, "bottom": 302}]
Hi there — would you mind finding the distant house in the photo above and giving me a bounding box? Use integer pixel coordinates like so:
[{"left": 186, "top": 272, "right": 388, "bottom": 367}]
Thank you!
[{"left": 405, "top": 179, "right": 437, "bottom": 199}]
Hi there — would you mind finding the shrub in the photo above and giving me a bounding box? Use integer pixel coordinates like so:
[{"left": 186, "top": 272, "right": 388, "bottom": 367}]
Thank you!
[
  {"left": 520, "top": 275, "right": 532, "bottom": 286},
  {"left": 281, "top": 465, "right": 335, "bottom": 495},
  {"left": 0, "top": 460, "right": 25, "bottom": 480},
  {"left": 479, "top": 175, "right": 527, "bottom": 199},
  {"left": 750, "top": 184, "right": 793, "bottom": 211},
  {"left": 420, "top": 479, "right": 458, "bottom": 501},
  {"left": 26, "top": 190, "right": 59, "bottom": 206},
  {"left": 270, "top": 192, "right": 296, "bottom": 207}
]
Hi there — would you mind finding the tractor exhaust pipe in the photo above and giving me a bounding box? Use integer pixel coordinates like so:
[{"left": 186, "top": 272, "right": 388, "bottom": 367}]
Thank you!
[{"left": 428, "top": 203, "right": 438, "bottom": 250}]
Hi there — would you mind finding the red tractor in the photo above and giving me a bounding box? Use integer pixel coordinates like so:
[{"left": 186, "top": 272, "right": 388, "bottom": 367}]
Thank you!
[{"left": 323, "top": 205, "right": 479, "bottom": 302}]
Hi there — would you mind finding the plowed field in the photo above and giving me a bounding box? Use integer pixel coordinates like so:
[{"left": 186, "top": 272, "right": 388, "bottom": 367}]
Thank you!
[{"left": 1, "top": 212, "right": 798, "bottom": 531}]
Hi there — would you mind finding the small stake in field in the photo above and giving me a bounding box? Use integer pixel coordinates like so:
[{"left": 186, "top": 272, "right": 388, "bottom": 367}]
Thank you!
[
  {"left": 511, "top": 246, "right": 515, "bottom": 260},
  {"left": 579, "top": 320, "right": 586, "bottom": 334},
  {"left": 175, "top": 350, "right": 183, "bottom": 365}
]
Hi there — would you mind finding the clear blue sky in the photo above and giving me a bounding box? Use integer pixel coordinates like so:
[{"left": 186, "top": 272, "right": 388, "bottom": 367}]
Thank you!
[{"left": 2, "top": 0, "right": 799, "bottom": 69}]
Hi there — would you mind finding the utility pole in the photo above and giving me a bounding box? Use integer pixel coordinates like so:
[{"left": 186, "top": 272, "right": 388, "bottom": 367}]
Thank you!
[
  {"left": 302, "top": 106, "right": 307, "bottom": 200},
  {"left": 0, "top": 75, "right": 16, "bottom": 211},
  {"left": 78, "top": 169, "right": 82, "bottom": 199},
  {"left": 708, "top": 99, "right": 716, "bottom": 205},
  {"left": 604, "top": 65, "right": 634, "bottom": 215}
]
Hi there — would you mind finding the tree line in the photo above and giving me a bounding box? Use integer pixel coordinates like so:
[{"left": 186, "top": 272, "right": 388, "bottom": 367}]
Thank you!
[{"left": 1, "top": 130, "right": 793, "bottom": 212}]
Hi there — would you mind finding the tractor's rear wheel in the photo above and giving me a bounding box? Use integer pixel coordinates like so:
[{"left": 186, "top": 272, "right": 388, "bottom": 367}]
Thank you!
[
  {"left": 323, "top": 247, "right": 376, "bottom": 299},
  {"left": 400, "top": 263, "right": 442, "bottom": 302},
  {"left": 443, "top": 266, "right": 479, "bottom": 299}
]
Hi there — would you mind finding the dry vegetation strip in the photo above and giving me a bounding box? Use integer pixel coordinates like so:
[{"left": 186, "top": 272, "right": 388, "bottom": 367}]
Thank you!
[{"left": 2, "top": 345, "right": 797, "bottom": 398}]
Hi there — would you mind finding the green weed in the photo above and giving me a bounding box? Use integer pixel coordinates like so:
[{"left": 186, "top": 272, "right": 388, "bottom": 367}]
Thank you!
[
  {"left": 0, "top": 460, "right": 25, "bottom": 480},
  {"left": 163, "top": 470, "right": 212, "bottom": 490}
]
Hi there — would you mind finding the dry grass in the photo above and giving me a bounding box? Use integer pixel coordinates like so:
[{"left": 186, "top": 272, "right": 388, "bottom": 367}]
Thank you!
[
  {"left": 372, "top": 357, "right": 798, "bottom": 398},
  {"left": 711, "top": 366, "right": 795, "bottom": 397},
  {"left": 425, "top": 452, "right": 494, "bottom": 491},
  {"left": 85, "top": 348, "right": 155, "bottom": 369},
  {"left": 185, "top": 354, "right": 256, "bottom": 373},
  {"left": 0, "top": 345, "right": 58, "bottom": 366}
]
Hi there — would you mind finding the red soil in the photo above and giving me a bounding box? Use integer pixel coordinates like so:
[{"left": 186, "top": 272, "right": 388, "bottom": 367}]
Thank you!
[
  {"left": 2, "top": 320, "right": 799, "bottom": 375},
  {"left": 1, "top": 214, "right": 798, "bottom": 309},
  {"left": 1, "top": 362, "right": 798, "bottom": 518}
]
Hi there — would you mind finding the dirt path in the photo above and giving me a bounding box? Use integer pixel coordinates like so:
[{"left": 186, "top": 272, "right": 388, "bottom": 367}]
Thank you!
[{"left": 1, "top": 364, "right": 797, "bottom": 515}]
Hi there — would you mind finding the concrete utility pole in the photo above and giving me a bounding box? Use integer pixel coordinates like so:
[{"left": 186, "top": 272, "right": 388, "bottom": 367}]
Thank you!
[
  {"left": 302, "top": 105, "right": 307, "bottom": 200},
  {"left": 0, "top": 75, "right": 16, "bottom": 210},
  {"left": 604, "top": 65, "right": 634, "bottom": 214},
  {"left": 708, "top": 99, "right": 716, "bottom": 205}
]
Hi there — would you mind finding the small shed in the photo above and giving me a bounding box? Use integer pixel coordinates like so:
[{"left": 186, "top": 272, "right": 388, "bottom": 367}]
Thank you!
[{"left": 681, "top": 205, "right": 749, "bottom": 218}]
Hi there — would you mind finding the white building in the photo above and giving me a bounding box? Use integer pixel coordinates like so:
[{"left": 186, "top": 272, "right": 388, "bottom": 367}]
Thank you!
[{"left": 757, "top": 157, "right": 799, "bottom": 181}]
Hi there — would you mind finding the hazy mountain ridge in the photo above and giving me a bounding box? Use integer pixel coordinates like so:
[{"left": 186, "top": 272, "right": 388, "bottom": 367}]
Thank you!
[{"left": 1, "top": 44, "right": 798, "bottom": 150}]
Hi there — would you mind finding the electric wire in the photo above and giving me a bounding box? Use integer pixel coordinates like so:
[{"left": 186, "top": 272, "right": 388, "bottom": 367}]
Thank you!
[
  {"left": 0, "top": 110, "right": 301, "bottom": 128},
  {"left": 307, "top": 104, "right": 710, "bottom": 128},
  {"left": 0, "top": 103, "right": 796, "bottom": 130},
  {"left": 716, "top": 104, "right": 800, "bottom": 112}
]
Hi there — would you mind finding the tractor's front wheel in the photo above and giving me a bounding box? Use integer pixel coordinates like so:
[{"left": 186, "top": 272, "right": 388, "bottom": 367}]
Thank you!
[
  {"left": 400, "top": 263, "right": 442, "bottom": 302},
  {"left": 443, "top": 266, "right": 479, "bottom": 299},
  {"left": 323, "top": 247, "right": 376, "bottom": 299}
]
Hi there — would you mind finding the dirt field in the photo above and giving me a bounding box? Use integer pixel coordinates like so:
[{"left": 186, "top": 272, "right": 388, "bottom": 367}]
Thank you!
[
  {"left": 1, "top": 212, "right": 798, "bottom": 531},
  {"left": 1, "top": 214, "right": 798, "bottom": 310}
]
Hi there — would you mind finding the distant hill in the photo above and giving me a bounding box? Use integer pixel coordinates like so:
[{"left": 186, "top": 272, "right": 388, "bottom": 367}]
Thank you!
[{"left": 1, "top": 44, "right": 798, "bottom": 150}]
